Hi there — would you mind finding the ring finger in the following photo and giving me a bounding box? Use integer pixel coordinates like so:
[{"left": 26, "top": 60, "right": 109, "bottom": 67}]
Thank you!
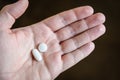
[{"left": 61, "top": 24, "right": 106, "bottom": 54}]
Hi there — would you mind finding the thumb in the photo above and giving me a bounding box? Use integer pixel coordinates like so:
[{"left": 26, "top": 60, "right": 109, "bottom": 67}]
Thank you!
[{"left": 0, "top": 0, "right": 29, "bottom": 30}]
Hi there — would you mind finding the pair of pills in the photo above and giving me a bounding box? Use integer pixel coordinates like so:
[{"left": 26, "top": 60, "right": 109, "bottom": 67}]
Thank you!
[{"left": 32, "top": 43, "right": 48, "bottom": 61}]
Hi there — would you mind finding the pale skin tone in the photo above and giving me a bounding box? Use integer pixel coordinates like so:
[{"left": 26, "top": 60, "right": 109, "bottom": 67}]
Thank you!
[{"left": 0, "top": 0, "right": 106, "bottom": 80}]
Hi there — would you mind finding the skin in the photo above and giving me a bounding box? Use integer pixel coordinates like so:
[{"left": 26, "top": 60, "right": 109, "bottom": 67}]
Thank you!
[{"left": 0, "top": 0, "right": 106, "bottom": 80}]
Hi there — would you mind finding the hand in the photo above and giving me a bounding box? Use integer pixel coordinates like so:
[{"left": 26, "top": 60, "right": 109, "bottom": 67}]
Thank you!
[{"left": 0, "top": 0, "right": 106, "bottom": 80}]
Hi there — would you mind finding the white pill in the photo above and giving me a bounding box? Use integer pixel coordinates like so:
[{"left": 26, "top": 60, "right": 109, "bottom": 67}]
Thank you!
[
  {"left": 32, "top": 49, "right": 42, "bottom": 61},
  {"left": 38, "top": 43, "right": 48, "bottom": 53}
]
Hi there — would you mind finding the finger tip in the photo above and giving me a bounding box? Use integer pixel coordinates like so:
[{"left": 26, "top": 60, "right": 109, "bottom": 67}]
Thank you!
[
  {"left": 84, "top": 6, "right": 94, "bottom": 15},
  {"left": 98, "top": 24, "right": 106, "bottom": 35},
  {"left": 96, "top": 13, "right": 106, "bottom": 23},
  {"left": 89, "top": 42, "right": 95, "bottom": 50}
]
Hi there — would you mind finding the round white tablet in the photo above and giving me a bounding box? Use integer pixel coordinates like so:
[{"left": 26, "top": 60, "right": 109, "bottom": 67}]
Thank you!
[
  {"left": 32, "top": 49, "right": 42, "bottom": 62},
  {"left": 38, "top": 43, "right": 48, "bottom": 53}
]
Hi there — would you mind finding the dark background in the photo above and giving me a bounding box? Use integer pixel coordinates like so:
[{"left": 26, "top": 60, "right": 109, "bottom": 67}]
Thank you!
[{"left": 0, "top": 0, "right": 120, "bottom": 80}]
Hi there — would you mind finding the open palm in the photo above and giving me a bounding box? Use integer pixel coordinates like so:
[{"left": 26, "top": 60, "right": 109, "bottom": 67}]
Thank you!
[{"left": 0, "top": 0, "right": 106, "bottom": 80}]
